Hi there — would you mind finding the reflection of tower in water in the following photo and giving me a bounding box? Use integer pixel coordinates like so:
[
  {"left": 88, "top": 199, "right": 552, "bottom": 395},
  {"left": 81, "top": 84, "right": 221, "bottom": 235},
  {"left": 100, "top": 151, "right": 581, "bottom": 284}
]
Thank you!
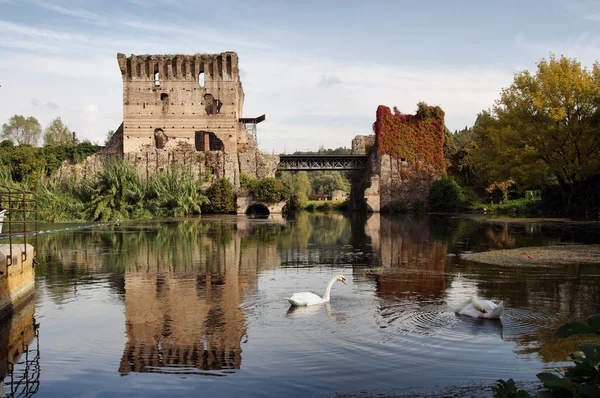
[
  {"left": 0, "top": 296, "right": 40, "bottom": 397},
  {"left": 118, "top": 220, "right": 281, "bottom": 376},
  {"left": 374, "top": 215, "right": 448, "bottom": 299}
]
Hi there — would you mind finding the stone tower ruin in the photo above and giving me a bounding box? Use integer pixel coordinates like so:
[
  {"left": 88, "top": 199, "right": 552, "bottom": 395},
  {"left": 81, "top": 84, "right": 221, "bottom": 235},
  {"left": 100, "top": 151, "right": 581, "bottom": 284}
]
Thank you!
[
  {"left": 116, "top": 52, "right": 249, "bottom": 154},
  {"left": 102, "top": 52, "right": 278, "bottom": 187}
]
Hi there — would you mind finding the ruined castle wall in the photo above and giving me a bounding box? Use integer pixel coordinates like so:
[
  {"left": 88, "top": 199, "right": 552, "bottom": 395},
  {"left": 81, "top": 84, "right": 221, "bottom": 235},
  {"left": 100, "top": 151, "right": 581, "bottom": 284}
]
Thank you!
[
  {"left": 355, "top": 103, "right": 445, "bottom": 211},
  {"left": 52, "top": 148, "right": 279, "bottom": 192},
  {"left": 351, "top": 135, "right": 375, "bottom": 155},
  {"left": 117, "top": 52, "right": 245, "bottom": 155},
  {"left": 374, "top": 104, "right": 445, "bottom": 173},
  {"left": 377, "top": 153, "right": 438, "bottom": 209}
]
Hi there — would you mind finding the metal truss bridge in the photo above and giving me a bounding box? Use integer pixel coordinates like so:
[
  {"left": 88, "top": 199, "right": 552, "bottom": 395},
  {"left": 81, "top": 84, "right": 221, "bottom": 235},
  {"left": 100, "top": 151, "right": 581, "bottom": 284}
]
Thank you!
[{"left": 278, "top": 155, "right": 368, "bottom": 171}]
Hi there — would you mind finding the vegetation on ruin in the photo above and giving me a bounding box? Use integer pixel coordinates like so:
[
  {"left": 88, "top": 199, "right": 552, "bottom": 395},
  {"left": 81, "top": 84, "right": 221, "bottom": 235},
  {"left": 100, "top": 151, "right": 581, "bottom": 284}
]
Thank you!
[
  {"left": 374, "top": 102, "right": 446, "bottom": 175},
  {"left": 2, "top": 153, "right": 222, "bottom": 222},
  {"left": 146, "top": 164, "right": 210, "bottom": 217}
]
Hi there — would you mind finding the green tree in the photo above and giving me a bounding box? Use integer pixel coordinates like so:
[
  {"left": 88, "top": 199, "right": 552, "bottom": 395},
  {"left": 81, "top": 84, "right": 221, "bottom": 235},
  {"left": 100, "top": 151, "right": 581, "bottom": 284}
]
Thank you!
[
  {"left": 311, "top": 171, "right": 348, "bottom": 195},
  {"left": 1, "top": 114, "right": 42, "bottom": 146},
  {"left": 43, "top": 117, "right": 72, "bottom": 146},
  {"left": 471, "top": 54, "right": 600, "bottom": 203}
]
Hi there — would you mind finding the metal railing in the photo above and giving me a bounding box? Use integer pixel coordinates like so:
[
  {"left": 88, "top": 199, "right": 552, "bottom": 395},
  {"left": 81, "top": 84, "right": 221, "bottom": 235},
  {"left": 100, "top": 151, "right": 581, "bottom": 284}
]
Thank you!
[
  {"left": 278, "top": 154, "right": 368, "bottom": 171},
  {"left": 0, "top": 184, "right": 39, "bottom": 267}
]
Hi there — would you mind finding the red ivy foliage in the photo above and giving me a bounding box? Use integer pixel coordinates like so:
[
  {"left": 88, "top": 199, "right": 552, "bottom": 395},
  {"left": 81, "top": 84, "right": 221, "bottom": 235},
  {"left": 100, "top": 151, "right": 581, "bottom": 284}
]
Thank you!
[{"left": 374, "top": 102, "right": 445, "bottom": 175}]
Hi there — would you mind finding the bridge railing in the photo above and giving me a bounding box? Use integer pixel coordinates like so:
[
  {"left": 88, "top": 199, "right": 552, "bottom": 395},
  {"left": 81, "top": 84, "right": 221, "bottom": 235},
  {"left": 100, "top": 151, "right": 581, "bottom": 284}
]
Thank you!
[{"left": 277, "top": 154, "right": 368, "bottom": 171}]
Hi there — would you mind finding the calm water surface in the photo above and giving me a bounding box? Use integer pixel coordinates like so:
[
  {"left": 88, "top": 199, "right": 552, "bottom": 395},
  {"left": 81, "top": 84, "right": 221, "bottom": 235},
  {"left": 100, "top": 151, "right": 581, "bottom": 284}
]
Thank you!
[{"left": 2, "top": 213, "right": 600, "bottom": 397}]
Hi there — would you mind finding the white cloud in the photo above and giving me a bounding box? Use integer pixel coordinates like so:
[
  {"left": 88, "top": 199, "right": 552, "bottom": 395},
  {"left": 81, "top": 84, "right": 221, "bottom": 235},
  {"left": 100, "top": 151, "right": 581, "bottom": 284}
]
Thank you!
[{"left": 34, "top": 1, "right": 107, "bottom": 24}]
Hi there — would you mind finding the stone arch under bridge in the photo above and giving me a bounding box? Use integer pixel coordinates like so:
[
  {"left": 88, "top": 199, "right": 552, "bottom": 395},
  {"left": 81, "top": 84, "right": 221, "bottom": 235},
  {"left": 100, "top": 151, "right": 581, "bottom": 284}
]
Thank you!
[{"left": 236, "top": 194, "right": 286, "bottom": 215}]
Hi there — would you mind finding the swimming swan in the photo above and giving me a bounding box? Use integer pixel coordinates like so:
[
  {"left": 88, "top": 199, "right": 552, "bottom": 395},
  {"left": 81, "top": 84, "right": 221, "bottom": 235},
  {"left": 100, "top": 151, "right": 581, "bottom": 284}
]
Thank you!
[
  {"left": 454, "top": 296, "right": 504, "bottom": 319},
  {"left": 286, "top": 275, "right": 347, "bottom": 306}
]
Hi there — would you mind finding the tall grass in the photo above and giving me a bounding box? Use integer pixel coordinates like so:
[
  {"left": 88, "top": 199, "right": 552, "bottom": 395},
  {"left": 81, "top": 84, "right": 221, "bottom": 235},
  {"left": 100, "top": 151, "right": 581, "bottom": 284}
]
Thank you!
[
  {"left": 88, "top": 157, "right": 146, "bottom": 221},
  {"left": 146, "top": 164, "right": 208, "bottom": 217}
]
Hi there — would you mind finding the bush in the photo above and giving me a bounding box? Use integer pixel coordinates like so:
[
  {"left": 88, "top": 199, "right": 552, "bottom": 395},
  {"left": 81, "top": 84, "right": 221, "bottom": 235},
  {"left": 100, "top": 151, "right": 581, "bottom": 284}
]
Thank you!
[
  {"left": 204, "top": 178, "right": 236, "bottom": 213},
  {"left": 428, "top": 177, "right": 464, "bottom": 212},
  {"left": 241, "top": 175, "right": 290, "bottom": 203}
]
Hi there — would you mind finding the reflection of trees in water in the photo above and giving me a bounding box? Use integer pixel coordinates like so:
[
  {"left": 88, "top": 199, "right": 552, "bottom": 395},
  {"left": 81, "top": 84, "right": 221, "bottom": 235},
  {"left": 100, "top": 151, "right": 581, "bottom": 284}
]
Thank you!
[
  {"left": 35, "top": 220, "right": 284, "bottom": 303},
  {"left": 277, "top": 212, "right": 377, "bottom": 267},
  {"left": 0, "top": 296, "right": 40, "bottom": 397}
]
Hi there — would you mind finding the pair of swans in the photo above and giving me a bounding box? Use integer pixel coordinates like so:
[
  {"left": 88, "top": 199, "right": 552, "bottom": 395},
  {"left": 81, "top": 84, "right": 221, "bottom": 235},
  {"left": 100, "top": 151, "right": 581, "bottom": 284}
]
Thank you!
[{"left": 285, "top": 275, "right": 504, "bottom": 320}]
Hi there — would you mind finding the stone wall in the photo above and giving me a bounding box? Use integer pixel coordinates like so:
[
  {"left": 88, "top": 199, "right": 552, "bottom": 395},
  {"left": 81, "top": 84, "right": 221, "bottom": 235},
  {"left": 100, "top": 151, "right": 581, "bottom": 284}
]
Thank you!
[
  {"left": 52, "top": 147, "right": 279, "bottom": 191},
  {"left": 0, "top": 244, "right": 35, "bottom": 319},
  {"left": 376, "top": 153, "right": 439, "bottom": 209},
  {"left": 351, "top": 135, "right": 375, "bottom": 155}
]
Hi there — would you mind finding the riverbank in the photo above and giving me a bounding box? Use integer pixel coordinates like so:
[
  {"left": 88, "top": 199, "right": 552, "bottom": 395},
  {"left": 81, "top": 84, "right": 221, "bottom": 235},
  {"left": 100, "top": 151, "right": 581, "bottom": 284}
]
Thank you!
[{"left": 461, "top": 244, "right": 600, "bottom": 266}]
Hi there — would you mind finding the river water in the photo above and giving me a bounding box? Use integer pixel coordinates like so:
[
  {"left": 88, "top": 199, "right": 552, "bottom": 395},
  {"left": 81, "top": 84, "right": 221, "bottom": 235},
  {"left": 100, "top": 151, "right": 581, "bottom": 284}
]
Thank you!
[{"left": 2, "top": 213, "right": 600, "bottom": 397}]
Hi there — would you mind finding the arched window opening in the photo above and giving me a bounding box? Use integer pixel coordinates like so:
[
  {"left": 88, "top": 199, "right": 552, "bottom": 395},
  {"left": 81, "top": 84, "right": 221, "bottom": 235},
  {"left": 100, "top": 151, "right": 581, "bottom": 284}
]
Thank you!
[
  {"left": 198, "top": 71, "right": 205, "bottom": 88},
  {"left": 154, "top": 72, "right": 160, "bottom": 86}
]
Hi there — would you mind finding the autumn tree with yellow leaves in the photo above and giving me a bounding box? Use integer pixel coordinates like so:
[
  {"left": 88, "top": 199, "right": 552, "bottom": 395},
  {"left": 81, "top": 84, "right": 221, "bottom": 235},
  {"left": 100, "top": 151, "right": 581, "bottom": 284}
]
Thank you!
[{"left": 471, "top": 54, "right": 600, "bottom": 213}]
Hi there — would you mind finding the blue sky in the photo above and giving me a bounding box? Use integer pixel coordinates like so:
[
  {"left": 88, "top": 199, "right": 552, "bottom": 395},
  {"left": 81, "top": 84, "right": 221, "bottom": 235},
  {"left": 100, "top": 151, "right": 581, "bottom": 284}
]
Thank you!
[{"left": 1, "top": 0, "right": 599, "bottom": 152}]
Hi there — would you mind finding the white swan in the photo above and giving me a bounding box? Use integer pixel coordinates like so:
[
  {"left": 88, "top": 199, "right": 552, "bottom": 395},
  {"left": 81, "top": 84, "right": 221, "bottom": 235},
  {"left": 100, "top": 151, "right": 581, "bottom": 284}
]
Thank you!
[
  {"left": 454, "top": 296, "right": 504, "bottom": 319},
  {"left": 286, "top": 275, "right": 347, "bottom": 306}
]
